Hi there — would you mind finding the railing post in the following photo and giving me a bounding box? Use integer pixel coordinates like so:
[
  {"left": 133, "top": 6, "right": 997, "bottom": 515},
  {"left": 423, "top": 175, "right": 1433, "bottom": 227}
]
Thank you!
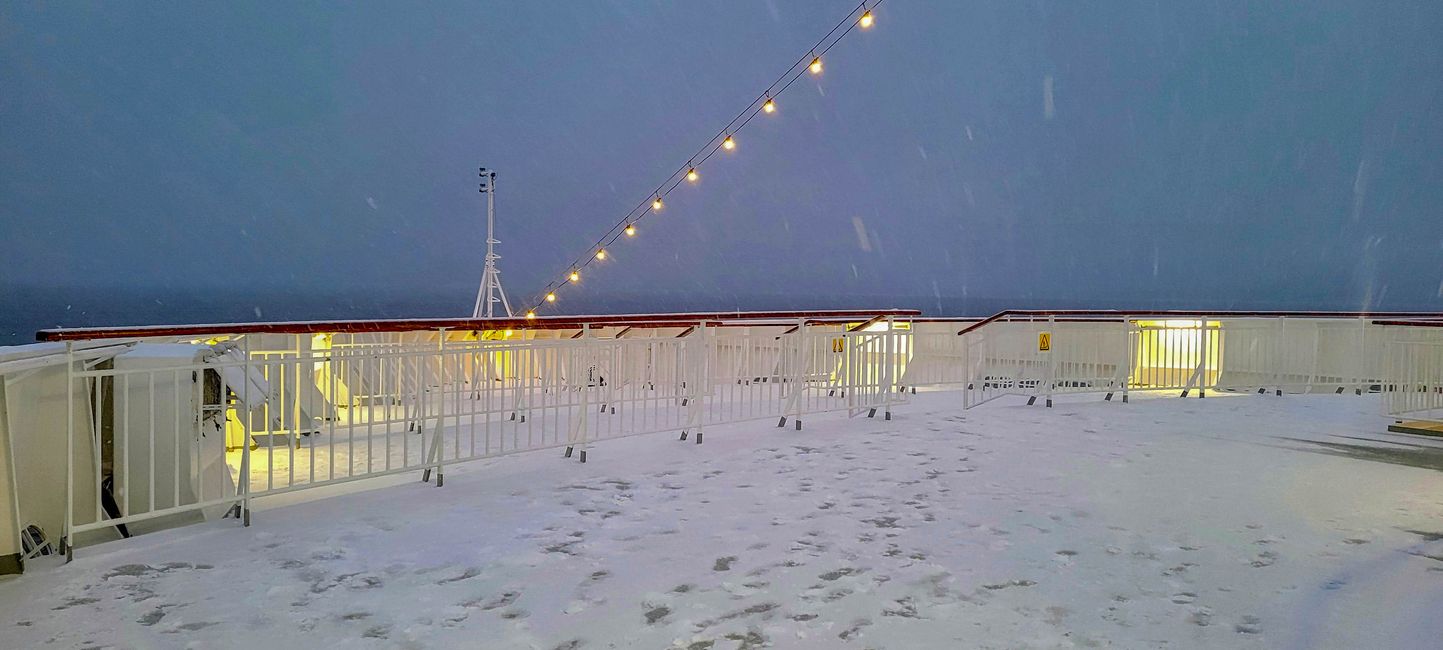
[
  {"left": 423, "top": 329, "right": 447, "bottom": 486},
  {"left": 1198, "top": 320, "right": 1208, "bottom": 399},
  {"left": 579, "top": 324, "right": 591, "bottom": 462},
  {"left": 1356, "top": 317, "right": 1368, "bottom": 396},
  {"left": 882, "top": 315, "right": 896, "bottom": 419},
  {"left": 1045, "top": 315, "right": 1055, "bottom": 408},
  {"left": 1121, "top": 316, "right": 1131, "bottom": 403},
  {"left": 1273, "top": 317, "right": 1285, "bottom": 396},
  {"left": 566, "top": 324, "right": 591, "bottom": 462},
  {"left": 778, "top": 318, "right": 806, "bottom": 430},
  {"left": 793, "top": 317, "right": 806, "bottom": 430},
  {"left": 241, "top": 335, "right": 252, "bottom": 526},
  {"left": 686, "top": 322, "right": 707, "bottom": 443},
  {"left": 63, "top": 341, "right": 75, "bottom": 561}
]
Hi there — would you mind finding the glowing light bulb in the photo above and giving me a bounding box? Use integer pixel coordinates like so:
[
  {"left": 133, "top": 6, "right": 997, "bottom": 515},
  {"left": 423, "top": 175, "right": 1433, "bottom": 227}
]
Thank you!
[
  {"left": 809, "top": 57, "right": 823, "bottom": 74},
  {"left": 545, "top": 292, "right": 556, "bottom": 303},
  {"left": 625, "top": 224, "right": 636, "bottom": 236},
  {"left": 763, "top": 97, "right": 776, "bottom": 113},
  {"left": 722, "top": 135, "right": 735, "bottom": 150},
  {"left": 569, "top": 271, "right": 579, "bottom": 283},
  {"left": 686, "top": 167, "right": 699, "bottom": 182},
  {"left": 859, "top": 10, "right": 873, "bottom": 28},
  {"left": 596, "top": 248, "right": 607, "bottom": 260},
  {"left": 652, "top": 196, "right": 663, "bottom": 211},
  {"left": 525, "top": 311, "right": 536, "bottom": 319}
]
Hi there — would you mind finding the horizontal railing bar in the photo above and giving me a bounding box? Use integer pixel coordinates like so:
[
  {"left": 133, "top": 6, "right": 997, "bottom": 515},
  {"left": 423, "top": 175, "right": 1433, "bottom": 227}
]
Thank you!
[
  {"left": 70, "top": 495, "right": 243, "bottom": 533},
  {"left": 958, "top": 310, "right": 1443, "bottom": 335},
  {"left": 1373, "top": 319, "right": 1443, "bottom": 328},
  {"left": 36, "top": 309, "right": 922, "bottom": 341}
]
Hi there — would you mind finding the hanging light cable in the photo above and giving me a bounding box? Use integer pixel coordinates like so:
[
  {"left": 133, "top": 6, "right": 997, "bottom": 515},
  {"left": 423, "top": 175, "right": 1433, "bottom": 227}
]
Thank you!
[{"left": 524, "top": 1, "right": 881, "bottom": 314}]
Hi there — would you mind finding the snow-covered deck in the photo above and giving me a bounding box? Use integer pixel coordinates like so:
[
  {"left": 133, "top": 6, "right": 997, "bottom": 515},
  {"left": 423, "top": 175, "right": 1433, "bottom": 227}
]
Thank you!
[{"left": 4, "top": 391, "right": 1443, "bottom": 648}]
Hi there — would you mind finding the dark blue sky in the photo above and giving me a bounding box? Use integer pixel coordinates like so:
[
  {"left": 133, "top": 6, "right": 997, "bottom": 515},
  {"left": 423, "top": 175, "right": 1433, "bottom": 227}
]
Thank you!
[{"left": 2, "top": 1, "right": 1441, "bottom": 320}]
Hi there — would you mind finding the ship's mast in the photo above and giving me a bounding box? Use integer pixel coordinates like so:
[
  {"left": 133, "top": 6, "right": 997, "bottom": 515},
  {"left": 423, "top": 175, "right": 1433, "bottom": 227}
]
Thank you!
[{"left": 471, "top": 167, "right": 512, "bottom": 318}]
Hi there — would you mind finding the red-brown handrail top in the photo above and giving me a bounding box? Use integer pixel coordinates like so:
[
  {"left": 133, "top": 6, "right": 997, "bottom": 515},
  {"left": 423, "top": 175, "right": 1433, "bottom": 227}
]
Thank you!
[
  {"left": 956, "top": 309, "right": 1443, "bottom": 335},
  {"left": 36, "top": 308, "right": 923, "bottom": 342}
]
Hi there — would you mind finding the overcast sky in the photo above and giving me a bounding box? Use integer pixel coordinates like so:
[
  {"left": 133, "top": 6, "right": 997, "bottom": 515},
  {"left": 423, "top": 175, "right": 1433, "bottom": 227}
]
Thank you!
[{"left": 2, "top": 0, "right": 1440, "bottom": 318}]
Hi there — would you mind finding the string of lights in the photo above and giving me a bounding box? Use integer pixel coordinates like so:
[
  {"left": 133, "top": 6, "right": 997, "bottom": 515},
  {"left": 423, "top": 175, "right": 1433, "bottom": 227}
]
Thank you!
[{"left": 522, "top": 1, "right": 881, "bottom": 318}]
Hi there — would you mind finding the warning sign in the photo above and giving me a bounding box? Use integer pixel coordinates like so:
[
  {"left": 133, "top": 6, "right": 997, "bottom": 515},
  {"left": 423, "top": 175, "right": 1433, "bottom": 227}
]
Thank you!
[{"left": 1038, "top": 332, "right": 1051, "bottom": 352}]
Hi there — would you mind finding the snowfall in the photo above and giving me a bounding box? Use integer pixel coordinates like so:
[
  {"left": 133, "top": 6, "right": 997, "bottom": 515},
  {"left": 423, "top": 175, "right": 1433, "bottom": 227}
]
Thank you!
[{"left": 4, "top": 391, "right": 1443, "bottom": 649}]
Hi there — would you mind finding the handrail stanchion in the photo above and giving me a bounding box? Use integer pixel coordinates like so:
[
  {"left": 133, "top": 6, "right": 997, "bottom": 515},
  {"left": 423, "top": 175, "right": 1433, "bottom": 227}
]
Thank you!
[
  {"left": 1045, "top": 315, "right": 1056, "bottom": 408},
  {"left": 1195, "top": 320, "right": 1206, "bottom": 399},
  {"left": 241, "top": 335, "right": 252, "bottom": 526},
  {"left": 432, "top": 329, "right": 448, "bottom": 487},
  {"left": 883, "top": 315, "right": 895, "bottom": 420},
  {"left": 1121, "top": 316, "right": 1132, "bottom": 404},
  {"left": 63, "top": 341, "right": 75, "bottom": 561},
  {"left": 1273, "top": 317, "right": 1285, "bottom": 396}
]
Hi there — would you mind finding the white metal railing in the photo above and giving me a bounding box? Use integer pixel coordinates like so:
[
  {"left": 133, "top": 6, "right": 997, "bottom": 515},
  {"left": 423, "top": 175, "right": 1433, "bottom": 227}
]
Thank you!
[
  {"left": 897, "top": 320, "right": 977, "bottom": 390},
  {"left": 1379, "top": 322, "right": 1443, "bottom": 422},
  {"left": 939, "top": 313, "right": 1443, "bottom": 410},
  {"left": 54, "top": 315, "right": 911, "bottom": 555},
  {"left": 26, "top": 309, "right": 1443, "bottom": 557}
]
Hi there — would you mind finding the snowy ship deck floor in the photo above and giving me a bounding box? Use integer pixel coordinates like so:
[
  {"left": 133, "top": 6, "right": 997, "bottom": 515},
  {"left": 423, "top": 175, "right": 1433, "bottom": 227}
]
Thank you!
[{"left": 3, "top": 392, "right": 1442, "bottom": 649}]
